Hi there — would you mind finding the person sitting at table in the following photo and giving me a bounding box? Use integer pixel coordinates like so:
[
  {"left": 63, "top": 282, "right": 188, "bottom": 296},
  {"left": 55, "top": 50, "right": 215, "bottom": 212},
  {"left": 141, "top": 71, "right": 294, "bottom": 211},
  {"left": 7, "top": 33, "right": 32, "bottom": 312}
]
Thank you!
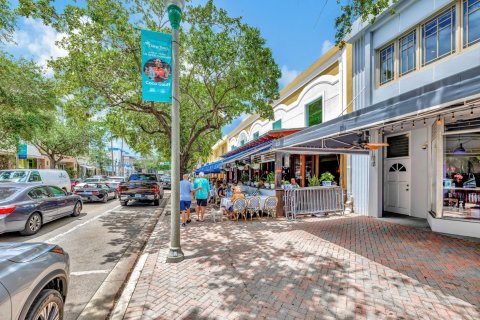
[
  {"left": 221, "top": 186, "right": 245, "bottom": 218},
  {"left": 257, "top": 179, "right": 265, "bottom": 189},
  {"left": 217, "top": 183, "right": 226, "bottom": 199},
  {"left": 290, "top": 178, "right": 300, "bottom": 188}
]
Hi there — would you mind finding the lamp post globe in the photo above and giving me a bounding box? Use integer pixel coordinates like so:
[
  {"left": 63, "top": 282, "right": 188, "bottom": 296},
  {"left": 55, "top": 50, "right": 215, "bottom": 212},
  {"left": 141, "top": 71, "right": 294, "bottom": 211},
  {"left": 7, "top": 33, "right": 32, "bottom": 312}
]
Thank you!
[{"left": 166, "top": 0, "right": 184, "bottom": 30}]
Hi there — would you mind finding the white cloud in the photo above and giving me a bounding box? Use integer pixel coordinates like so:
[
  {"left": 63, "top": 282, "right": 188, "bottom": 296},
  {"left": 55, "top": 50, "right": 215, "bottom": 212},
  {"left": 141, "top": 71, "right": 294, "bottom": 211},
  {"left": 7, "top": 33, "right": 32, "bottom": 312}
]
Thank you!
[
  {"left": 13, "top": 18, "right": 68, "bottom": 76},
  {"left": 321, "top": 39, "right": 334, "bottom": 55},
  {"left": 278, "top": 65, "right": 299, "bottom": 89}
]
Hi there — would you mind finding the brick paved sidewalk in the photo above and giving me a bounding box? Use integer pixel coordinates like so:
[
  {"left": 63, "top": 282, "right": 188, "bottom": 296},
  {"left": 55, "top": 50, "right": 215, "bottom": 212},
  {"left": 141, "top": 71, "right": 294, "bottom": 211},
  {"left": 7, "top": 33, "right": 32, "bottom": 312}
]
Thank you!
[{"left": 117, "top": 208, "right": 480, "bottom": 320}]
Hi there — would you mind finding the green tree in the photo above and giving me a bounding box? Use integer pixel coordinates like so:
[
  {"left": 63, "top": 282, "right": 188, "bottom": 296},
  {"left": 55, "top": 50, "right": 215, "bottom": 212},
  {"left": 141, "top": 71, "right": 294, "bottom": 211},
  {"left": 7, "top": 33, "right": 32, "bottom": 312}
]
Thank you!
[
  {"left": 88, "top": 130, "right": 111, "bottom": 174},
  {"left": 0, "top": 52, "right": 56, "bottom": 150},
  {"left": 17, "top": 0, "right": 280, "bottom": 174},
  {"left": 30, "top": 119, "right": 94, "bottom": 169},
  {"left": 334, "top": 0, "right": 398, "bottom": 46}
]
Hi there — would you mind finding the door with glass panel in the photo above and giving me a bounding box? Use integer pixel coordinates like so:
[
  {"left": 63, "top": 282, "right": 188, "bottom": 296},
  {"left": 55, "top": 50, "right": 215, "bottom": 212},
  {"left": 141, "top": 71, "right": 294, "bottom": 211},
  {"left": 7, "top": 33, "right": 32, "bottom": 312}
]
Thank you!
[{"left": 384, "top": 134, "right": 411, "bottom": 215}]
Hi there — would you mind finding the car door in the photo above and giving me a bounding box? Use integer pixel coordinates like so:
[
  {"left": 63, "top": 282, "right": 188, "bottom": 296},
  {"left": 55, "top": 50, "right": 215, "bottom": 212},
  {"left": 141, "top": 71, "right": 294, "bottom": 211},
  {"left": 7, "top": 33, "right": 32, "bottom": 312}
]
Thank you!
[
  {"left": 100, "top": 184, "right": 113, "bottom": 199},
  {"left": 27, "top": 187, "right": 58, "bottom": 223},
  {"left": 47, "top": 186, "right": 71, "bottom": 217}
]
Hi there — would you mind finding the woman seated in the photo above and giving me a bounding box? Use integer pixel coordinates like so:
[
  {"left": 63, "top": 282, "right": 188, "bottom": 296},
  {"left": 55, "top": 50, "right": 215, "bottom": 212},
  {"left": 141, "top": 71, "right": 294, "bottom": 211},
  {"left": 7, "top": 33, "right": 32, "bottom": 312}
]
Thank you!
[
  {"left": 222, "top": 186, "right": 245, "bottom": 218},
  {"left": 217, "top": 183, "right": 226, "bottom": 199}
]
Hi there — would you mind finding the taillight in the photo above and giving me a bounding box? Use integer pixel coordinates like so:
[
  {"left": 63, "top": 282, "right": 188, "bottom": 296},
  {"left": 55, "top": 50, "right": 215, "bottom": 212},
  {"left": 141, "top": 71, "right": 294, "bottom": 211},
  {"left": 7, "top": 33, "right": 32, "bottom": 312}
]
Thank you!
[
  {"left": 154, "top": 185, "right": 159, "bottom": 193},
  {"left": 73, "top": 191, "right": 78, "bottom": 194},
  {"left": 118, "top": 186, "right": 122, "bottom": 193},
  {"left": 50, "top": 245, "right": 65, "bottom": 255},
  {"left": 92, "top": 191, "right": 99, "bottom": 195},
  {"left": 0, "top": 205, "right": 16, "bottom": 215}
]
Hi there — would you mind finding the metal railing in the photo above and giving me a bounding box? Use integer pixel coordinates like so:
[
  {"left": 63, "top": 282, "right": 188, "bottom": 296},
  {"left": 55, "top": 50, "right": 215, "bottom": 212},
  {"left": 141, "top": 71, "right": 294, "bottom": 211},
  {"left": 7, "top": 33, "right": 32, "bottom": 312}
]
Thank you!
[{"left": 283, "top": 186, "right": 345, "bottom": 220}]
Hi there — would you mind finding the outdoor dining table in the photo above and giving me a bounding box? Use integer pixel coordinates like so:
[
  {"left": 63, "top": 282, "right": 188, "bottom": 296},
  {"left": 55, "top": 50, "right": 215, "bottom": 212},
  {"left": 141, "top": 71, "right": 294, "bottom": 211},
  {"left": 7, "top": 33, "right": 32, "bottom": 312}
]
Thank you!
[{"left": 220, "top": 195, "right": 270, "bottom": 209}]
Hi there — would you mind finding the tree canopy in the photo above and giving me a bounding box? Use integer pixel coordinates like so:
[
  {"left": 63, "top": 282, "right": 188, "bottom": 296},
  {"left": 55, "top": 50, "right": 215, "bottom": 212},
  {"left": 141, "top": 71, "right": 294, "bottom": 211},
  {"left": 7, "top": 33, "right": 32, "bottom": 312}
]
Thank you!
[
  {"left": 334, "top": 0, "right": 398, "bottom": 46},
  {"left": 17, "top": 0, "right": 281, "bottom": 173},
  {"left": 0, "top": 52, "right": 56, "bottom": 150}
]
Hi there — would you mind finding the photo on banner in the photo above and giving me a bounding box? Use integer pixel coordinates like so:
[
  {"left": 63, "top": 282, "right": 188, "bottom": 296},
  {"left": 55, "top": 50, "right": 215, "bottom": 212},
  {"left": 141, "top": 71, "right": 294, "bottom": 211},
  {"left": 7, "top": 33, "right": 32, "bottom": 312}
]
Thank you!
[{"left": 141, "top": 30, "right": 172, "bottom": 103}]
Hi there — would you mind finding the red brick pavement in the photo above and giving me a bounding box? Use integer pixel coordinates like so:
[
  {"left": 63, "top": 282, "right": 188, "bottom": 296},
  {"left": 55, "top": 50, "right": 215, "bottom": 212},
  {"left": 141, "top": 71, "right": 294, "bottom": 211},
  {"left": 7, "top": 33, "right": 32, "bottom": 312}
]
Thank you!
[{"left": 119, "top": 212, "right": 480, "bottom": 320}]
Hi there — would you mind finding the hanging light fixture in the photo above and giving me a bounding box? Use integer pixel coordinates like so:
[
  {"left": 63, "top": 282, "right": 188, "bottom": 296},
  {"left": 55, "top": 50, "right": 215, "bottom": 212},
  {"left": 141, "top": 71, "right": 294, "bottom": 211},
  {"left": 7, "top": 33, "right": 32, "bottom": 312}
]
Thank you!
[
  {"left": 423, "top": 118, "right": 426, "bottom": 125},
  {"left": 471, "top": 108, "right": 474, "bottom": 117},
  {"left": 437, "top": 116, "right": 442, "bottom": 125},
  {"left": 453, "top": 142, "right": 466, "bottom": 154},
  {"left": 452, "top": 112, "right": 455, "bottom": 121},
  {"left": 412, "top": 120, "right": 415, "bottom": 128},
  {"left": 401, "top": 123, "right": 404, "bottom": 131}
]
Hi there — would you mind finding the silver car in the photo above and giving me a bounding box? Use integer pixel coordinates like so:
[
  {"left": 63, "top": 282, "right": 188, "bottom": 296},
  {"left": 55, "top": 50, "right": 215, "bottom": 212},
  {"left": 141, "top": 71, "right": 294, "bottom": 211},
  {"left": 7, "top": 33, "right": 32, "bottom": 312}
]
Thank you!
[
  {"left": 0, "top": 242, "right": 69, "bottom": 320},
  {"left": 0, "top": 183, "right": 82, "bottom": 236}
]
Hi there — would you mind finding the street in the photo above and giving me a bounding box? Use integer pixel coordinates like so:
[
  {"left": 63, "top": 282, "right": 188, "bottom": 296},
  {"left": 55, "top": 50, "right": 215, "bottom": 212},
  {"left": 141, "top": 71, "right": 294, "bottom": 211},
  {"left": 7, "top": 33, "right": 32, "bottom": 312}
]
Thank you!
[{"left": 0, "top": 192, "right": 170, "bottom": 320}]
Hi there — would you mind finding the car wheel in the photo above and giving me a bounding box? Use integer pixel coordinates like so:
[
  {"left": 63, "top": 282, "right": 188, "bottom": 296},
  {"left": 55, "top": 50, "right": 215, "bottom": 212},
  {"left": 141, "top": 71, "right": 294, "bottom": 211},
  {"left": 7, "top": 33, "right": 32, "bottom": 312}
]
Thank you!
[
  {"left": 103, "top": 193, "right": 108, "bottom": 203},
  {"left": 120, "top": 201, "right": 128, "bottom": 206},
  {"left": 20, "top": 213, "right": 42, "bottom": 236},
  {"left": 71, "top": 201, "right": 82, "bottom": 217},
  {"left": 114, "top": 192, "right": 118, "bottom": 199},
  {"left": 153, "top": 199, "right": 159, "bottom": 206},
  {"left": 26, "top": 289, "right": 63, "bottom": 320}
]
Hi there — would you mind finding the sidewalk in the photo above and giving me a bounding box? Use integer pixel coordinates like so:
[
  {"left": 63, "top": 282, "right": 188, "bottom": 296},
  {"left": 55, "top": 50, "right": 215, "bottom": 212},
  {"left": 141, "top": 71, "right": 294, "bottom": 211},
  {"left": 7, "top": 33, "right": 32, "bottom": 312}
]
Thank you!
[{"left": 113, "top": 208, "right": 480, "bottom": 320}]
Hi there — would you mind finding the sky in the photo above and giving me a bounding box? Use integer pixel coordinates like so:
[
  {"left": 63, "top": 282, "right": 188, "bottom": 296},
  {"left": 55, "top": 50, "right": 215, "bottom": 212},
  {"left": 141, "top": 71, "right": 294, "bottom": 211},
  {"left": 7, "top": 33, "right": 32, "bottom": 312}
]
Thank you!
[{"left": 4, "top": 0, "right": 342, "bottom": 138}]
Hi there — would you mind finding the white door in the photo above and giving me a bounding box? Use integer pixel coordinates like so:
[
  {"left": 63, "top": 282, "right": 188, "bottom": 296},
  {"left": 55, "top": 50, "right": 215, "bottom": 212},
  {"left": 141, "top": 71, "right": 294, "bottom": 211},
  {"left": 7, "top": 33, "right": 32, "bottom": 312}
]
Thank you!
[{"left": 384, "top": 159, "right": 411, "bottom": 215}]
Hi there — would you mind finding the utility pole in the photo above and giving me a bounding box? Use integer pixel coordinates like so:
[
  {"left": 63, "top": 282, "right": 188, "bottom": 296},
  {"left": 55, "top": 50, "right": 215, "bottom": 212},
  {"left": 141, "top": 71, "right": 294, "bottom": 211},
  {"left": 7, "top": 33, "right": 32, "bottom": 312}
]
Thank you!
[{"left": 166, "top": 0, "right": 184, "bottom": 263}]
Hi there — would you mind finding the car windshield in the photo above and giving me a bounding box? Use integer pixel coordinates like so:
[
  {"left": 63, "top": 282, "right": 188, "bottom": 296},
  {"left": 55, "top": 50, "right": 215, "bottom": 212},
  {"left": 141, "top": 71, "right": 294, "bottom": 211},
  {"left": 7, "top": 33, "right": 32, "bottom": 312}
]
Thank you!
[
  {"left": 128, "top": 174, "right": 156, "bottom": 181},
  {"left": 162, "top": 177, "right": 171, "bottom": 182},
  {"left": 0, "top": 186, "right": 21, "bottom": 200},
  {"left": 83, "top": 183, "right": 100, "bottom": 188},
  {"left": 84, "top": 178, "right": 99, "bottom": 183},
  {"left": 0, "top": 171, "right": 28, "bottom": 183}
]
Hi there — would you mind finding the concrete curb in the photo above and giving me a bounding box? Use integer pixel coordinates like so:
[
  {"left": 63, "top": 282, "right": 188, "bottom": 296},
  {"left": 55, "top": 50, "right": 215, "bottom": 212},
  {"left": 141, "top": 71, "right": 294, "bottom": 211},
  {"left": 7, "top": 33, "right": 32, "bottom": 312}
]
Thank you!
[
  {"left": 109, "top": 200, "right": 170, "bottom": 320},
  {"left": 76, "top": 196, "right": 170, "bottom": 320}
]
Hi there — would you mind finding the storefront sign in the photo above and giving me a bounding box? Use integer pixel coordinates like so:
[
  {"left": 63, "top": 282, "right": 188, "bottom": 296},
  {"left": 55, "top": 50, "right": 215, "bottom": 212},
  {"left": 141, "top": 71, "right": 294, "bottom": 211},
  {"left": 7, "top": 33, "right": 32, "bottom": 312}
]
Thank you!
[
  {"left": 18, "top": 144, "right": 27, "bottom": 160},
  {"left": 141, "top": 30, "right": 172, "bottom": 103}
]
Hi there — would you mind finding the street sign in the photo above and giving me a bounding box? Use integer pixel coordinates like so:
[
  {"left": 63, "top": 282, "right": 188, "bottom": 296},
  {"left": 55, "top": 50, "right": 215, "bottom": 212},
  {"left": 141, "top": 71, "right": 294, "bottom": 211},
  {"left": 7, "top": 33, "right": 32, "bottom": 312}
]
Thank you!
[
  {"left": 18, "top": 144, "right": 27, "bottom": 160},
  {"left": 160, "top": 162, "right": 171, "bottom": 165},
  {"left": 141, "top": 30, "right": 172, "bottom": 103}
]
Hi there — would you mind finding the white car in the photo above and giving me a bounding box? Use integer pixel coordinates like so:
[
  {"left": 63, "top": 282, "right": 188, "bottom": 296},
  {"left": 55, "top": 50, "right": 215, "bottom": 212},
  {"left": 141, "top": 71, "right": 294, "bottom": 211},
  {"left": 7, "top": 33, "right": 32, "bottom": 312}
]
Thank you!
[{"left": 0, "top": 169, "right": 71, "bottom": 191}]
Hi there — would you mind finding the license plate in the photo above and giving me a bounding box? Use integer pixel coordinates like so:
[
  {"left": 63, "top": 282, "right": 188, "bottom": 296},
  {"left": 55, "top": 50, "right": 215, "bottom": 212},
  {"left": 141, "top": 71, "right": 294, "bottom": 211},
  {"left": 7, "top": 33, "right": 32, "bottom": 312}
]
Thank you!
[
  {"left": 135, "top": 194, "right": 142, "bottom": 198},
  {"left": 83, "top": 192, "right": 92, "bottom": 195}
]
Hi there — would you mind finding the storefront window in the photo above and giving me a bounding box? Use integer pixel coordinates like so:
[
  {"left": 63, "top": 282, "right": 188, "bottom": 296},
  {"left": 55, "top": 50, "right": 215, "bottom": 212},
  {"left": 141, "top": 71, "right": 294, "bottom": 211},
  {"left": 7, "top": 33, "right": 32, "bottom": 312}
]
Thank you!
[
  {"left": 442, "top": 130, "right": 480, "bottom": 220},
  {"left": 399, "top": 30, "right": 416, "bottom": 76}
]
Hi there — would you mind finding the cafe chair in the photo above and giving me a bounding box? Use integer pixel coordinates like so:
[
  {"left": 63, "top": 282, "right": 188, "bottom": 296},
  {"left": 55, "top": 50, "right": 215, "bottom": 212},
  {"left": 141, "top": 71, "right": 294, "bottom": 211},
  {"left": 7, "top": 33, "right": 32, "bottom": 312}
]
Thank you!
[
  {"left": 247, "top": 196, "right": 261, "bottom": 220},
  {"left": 232, "top": 198, "right": 247, "bottom": 222},
  {"left": 264, "top": 196, "right": 278, "bottom": 218}
]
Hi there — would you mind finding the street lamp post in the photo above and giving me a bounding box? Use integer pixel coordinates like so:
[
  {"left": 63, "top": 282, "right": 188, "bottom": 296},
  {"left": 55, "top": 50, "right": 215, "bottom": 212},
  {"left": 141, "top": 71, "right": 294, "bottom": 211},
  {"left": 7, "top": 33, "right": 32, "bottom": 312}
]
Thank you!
[{"left": 166, "top": 0, "right": 185, "bottom": 263}]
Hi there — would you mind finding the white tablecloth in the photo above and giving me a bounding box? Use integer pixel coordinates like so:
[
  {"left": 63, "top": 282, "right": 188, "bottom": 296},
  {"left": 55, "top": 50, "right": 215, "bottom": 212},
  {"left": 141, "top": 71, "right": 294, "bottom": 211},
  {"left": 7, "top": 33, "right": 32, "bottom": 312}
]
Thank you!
[{"left": 220, "top": 196, "right": 269, "bottom": 209}]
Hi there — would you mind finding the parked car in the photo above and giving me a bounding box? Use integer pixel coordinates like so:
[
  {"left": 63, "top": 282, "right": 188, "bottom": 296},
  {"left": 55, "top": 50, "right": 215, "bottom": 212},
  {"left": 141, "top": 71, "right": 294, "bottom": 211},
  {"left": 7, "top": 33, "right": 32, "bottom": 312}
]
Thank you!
[
  {"left": 73, "top": 183, "right": 118, "bottom": 203},
  {"left": 118, "top": 173, "right": 164, "bottom": 206},
  {"left": 105, "top": 176, "right": 126, "bottom": 190},
  {"left": 160, "top": 176, "right": 171, "bottom": 189},
  {"left": 81, "top": 177, "right": 108, "bottom": 184},
  {"left": 0, "top": 242, "right": 69, "bottom": 320},
  {"left": 0, "top": 183, "right": 82, "bottom": 235},
  {"left": 0, "top": 169, "right": 72, "bottom": 191}
]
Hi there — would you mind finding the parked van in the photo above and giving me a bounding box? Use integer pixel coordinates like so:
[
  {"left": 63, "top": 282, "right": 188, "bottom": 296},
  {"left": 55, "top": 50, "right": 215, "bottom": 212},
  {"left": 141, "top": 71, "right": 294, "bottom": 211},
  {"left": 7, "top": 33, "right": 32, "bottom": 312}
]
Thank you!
[{"left": 0, "top": 169, "right": 71, "bottom": 191}]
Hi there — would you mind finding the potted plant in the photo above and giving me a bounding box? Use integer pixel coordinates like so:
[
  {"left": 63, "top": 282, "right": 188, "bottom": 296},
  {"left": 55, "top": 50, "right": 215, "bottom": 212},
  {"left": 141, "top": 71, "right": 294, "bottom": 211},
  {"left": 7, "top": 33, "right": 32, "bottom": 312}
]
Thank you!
[
  {"left": 240, "top": 172, "right": 249, "bottom": 184},
  {"left": 236, "top": 160, "right": 246, "bottom": 171},
  {"left": 266, "top": 172, "right": 275, "bottom": 189},
  {"left": 254, "top": 175, "right": 259, "bottom": 187},
  {"left": 319, "top": 171, "right": 335, "bottom": 186},
  {"left": 250, "top": 160, "right": 260, "bottom": 170},
  {"left": 307, "top": 175, "right": 321, "bottom": 187}
]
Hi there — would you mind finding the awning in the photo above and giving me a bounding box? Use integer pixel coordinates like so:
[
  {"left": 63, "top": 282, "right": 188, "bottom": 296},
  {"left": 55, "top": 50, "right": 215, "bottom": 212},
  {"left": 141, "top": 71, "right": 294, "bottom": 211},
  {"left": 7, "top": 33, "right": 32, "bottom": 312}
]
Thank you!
[
  {"left": 195, "top": 160, "right": 222, "bottom": 174},
  {"left": 273, "top": 65, "right": 480, "bottom": 152},
  {"left": 222, "top": 128, "right": 303, "bottom": 158},
  {"left": 222, "top": 141, "right": 273, "bottom": 164}
]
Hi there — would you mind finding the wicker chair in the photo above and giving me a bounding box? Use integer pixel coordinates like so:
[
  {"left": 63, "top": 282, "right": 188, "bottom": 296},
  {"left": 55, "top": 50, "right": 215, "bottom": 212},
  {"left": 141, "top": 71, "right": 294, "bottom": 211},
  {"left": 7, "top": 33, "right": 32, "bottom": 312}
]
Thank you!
[
  {"left": 232, "top": 198, "right": 247, "bottom": 221},
  {"left": 264, "top": 196, "right": 278, "bottom": 218},
  {"left": 246, "top": 196, "right": 261, "bottom": 220}
]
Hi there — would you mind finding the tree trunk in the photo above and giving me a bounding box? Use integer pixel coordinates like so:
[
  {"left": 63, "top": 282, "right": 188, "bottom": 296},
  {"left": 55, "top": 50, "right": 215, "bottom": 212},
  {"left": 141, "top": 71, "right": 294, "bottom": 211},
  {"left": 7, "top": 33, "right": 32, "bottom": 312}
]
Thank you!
[
  {"left": 180, "top": 154, "right": 189, "bottom": 177},
  {"left": 49, "top": 156, "right": 56, "bottom": 169}
]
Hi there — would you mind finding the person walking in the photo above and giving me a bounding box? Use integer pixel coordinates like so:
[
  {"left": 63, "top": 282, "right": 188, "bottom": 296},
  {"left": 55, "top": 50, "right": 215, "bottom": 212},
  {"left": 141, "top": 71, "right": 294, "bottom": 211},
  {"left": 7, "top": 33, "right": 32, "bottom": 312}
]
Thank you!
[
  {"left": 180, "top": 174, "right": 196, "bottom": 227},
  {"left": 193, "top": 172, "right": 210, "bottom": 221}
]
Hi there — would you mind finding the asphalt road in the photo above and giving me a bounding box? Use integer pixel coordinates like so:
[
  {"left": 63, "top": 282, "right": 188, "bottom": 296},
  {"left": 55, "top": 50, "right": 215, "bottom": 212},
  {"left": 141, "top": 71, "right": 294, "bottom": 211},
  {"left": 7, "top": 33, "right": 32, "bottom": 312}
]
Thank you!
[{"left": 0, "top": 191, "right": 170, "bottom": 320}]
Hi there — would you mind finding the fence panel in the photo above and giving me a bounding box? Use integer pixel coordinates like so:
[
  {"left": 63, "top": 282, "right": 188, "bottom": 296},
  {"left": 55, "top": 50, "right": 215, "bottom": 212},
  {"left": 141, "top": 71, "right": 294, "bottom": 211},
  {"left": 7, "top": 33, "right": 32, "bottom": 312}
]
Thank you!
[{"left": 283, "top": 186, "right": 345, "bottom": 220}]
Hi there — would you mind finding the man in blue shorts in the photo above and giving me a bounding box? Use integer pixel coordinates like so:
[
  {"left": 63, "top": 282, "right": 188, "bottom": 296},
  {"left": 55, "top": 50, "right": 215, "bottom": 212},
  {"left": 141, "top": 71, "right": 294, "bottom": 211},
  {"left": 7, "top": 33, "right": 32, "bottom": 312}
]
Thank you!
[
  {"left": 193, "top": 172, "right": 210, "bottom": 221},
  {"left": 180, "top": 174, "right": 195, "bottom": 227}
]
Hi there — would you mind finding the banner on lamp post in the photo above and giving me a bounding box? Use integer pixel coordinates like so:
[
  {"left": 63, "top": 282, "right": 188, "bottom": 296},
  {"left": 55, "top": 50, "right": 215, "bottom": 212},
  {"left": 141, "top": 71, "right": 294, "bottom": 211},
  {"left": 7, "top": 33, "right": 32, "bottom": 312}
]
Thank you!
[
  {"left": 18, "top": 144, "right": 27, "bottom": 160},
  {"left": 141, "top": 30, "right": 172, "bottom": 103}
]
